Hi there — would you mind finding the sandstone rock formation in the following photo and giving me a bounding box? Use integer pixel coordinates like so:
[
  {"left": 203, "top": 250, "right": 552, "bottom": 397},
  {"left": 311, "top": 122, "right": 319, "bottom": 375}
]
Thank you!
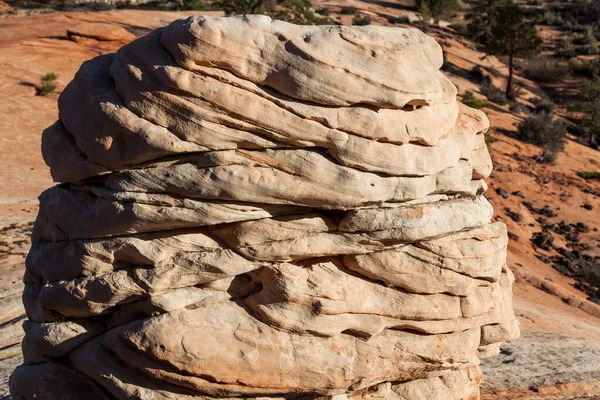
[{"left": 10, "top": 15, "right": 519, "bottom": 399}]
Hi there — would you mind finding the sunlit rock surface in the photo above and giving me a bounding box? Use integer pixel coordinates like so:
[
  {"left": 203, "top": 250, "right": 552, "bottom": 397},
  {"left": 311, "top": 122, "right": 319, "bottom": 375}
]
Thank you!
[{"left": 11, "top": 15, "right": 518, "bottom": 400}]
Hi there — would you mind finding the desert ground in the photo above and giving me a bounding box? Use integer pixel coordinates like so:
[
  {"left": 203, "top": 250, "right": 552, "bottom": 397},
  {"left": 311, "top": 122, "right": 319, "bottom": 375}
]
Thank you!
[{"left": 0, "top": 2, "right": 599, "bottom": 399}]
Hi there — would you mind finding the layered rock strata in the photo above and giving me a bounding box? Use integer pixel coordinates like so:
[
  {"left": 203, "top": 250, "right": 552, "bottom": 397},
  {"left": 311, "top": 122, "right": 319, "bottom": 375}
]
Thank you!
[{"left": 11, "top": 15, "right": 519, "bottom": 400}]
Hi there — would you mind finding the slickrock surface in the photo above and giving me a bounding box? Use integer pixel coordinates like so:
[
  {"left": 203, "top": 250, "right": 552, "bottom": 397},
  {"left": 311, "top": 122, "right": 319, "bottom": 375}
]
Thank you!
[{"left": 10, "top": 15, "right": 518, "bottom": 399}]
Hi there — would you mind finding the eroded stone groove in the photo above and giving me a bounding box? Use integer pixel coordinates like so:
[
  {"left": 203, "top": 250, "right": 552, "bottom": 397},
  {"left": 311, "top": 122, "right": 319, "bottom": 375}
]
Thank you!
[{"left": 10, "top": 15, "right": 518, "bottom": 400}]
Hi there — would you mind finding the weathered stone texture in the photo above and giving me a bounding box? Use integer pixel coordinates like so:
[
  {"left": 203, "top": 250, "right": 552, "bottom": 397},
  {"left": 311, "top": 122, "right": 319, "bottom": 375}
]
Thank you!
[{"left": 11, "top": 15, "right": 518, "bottom": 400}]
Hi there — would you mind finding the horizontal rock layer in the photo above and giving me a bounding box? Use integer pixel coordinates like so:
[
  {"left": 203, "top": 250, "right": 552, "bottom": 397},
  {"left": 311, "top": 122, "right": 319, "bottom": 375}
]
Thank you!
[{"left": 12, "top": 15, "right": 517, "bottom": 400}]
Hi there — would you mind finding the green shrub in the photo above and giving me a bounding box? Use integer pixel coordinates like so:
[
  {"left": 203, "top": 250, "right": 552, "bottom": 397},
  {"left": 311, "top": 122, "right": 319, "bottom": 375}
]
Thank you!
[
  {"left": 573, "top": 28, "right": 596, "bottom": 46},
  {"left": 352, "top": 14, "right": 371, "bottom": 26},
  {"left": 214, "top": 0, "right": 266, "bottom": 15},
  {"left": 577, "top": 171, "right": 600, "bottom": 180},
  {"left": 576, "top": 43, "right": 600, "bottom": 56},
  {"left": 485, "top": 131, "right": 498, "bottom": 145},
  {"left": 340, "top": 6, "right": 356, "bottom": 14},
  {"left": 560, "top": 20, "right": 589, "bottom": 33},
  {"left": 556, "top": 38, "right": 577, "bottom": 58},
  {"left": 37, "top": 73, "right": 57, "bottom": 96},
  {"left": 519, "top": 111, "right": 566, "bottom": 145},
  {"left": 43, "top": 72, "right": 57, "bottom": 81},
  {"left": 531, "top": 96, "right": 557, "bottom": 114},
  {"left": 470, "top": 66, "right": 486, "bottom": 82},
  {"left": 179, "top": 0, "right": 206, "bottom": 10},
  {"left": 580, "top": 263, "right": 600, "bottom": 289},
  {"left": 416, "top": 0, "right": 458, "bottom": 22},
  {"left": 214, "top": 0, "right": 327, "bottom": 24},
  {"left": 542, "top": 10, "right": 563, "bottom": 26},
  {"left": 387, "top": 15, "right": 410, "bottom": 24},
  {"left": 524, "top": 57, "right": 568, "bottom": 83},
  {"left": 461, "top": 91, "right": 486, "bottom": 109},
  {"left": 271, "top": 1, "right": 328, "bottom": 25},
  {"left": 509, "top": 101, "right": 527, "bottom": 114},
  {"left": 545, "top": 2, "right": 599, "bottom": 31},
  {"left": 480, "top": 81, "right": 508, "bottom": 105},
  {"left": 536, "top": 147, "right": 560, "bottom": 164},
  {"left": 88, "top": 2, "right": 113, "bottom": 11},
  {"left": 518, "top": 111, "right": 567, "bottom": 163},
  {"left": 449, "top": 23, "right": 469, "bottom": 36},
  {"left": 569, "top": 57, "right": 600, "bottom": 78},
  {"left": 573, "top": 34, "right": 589, "bottom": 46},
  {"left": 557, "top": 48, "right": 578, "bottom": 59},
  {"left": 486, "top": 66, "right": 500, "bottom": 77},
  {"left": 569, "top": 76, "right": 600, "bottom": 146}
]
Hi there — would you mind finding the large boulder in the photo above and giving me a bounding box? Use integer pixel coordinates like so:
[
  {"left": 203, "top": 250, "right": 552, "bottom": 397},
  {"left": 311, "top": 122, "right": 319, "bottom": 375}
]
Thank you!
[{"left": 11, "top": 15, "right": 518, "bottom": 400}]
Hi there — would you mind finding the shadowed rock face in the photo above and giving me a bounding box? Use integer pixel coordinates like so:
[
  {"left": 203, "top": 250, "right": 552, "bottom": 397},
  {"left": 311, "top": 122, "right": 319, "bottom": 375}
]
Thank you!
[{"left": 10, "top": 15, "right": 518, "bottom": 400}]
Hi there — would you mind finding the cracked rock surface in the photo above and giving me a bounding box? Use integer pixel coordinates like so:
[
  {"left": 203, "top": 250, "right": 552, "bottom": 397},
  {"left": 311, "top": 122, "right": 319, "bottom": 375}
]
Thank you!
[{"left": 10, "top": 15, "right": 518, "bottom": 400}]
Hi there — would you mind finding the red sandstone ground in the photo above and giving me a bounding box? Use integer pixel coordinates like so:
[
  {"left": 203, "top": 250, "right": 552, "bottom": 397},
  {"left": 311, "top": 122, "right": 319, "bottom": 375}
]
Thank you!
[{"left": 0, "top": 4, "right": 599, "bottom": 399}]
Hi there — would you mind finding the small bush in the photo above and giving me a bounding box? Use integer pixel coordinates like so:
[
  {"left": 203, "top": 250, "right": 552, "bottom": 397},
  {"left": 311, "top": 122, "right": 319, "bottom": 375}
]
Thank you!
[
  {"left": 521, "top": 3, "right": 541, "bottom": 15},
  {"left": 569, "top": 76, "right": 600, "bottom": 147},
  {"left": 573, "top": 33, "right": 589, "bottom": 46},
  {"left": 179, "top": 0, "right": 206, "bottom": 10},
  {"left": 480, "top": 82, "right": 508, "bottom": 105},
  {"left": 578, "top": 171, "right": 600, "bottom": 180},
  {"left": 560, "top": 20, "right": 589, "bottom": 33},
  {"left": 518, "top": 111, "right": 567, "bottom": 163},
  {"left": 37, "top": 72, "right": 57, "bottom": 96},
  {"left": 469, "top": 66, "right": 486, "bottom": 82},
  {"left": 580, "top": 263, "right": 600, "bottom": 289},
  {"left": 88, "top": 2, "right": 113, "bottom": 11},
  {"left": 274, "top": 2, "right": 329, "bottom": 25},
  {"left": 461, "top": 91, "right": 486, "bottom": 109},
  {"left": 485, "top": 131, "right": 498, "bottom": 145},
  {"left": 519, "top": 111, "right": 566, "bottom": 145},
  {"left": 569, "top": 57, "right": 600, "bottom": 78},
  {"left": 557, "top": 48, "right": 578, "bottom": 59},
  {"left": 579, "top": 43, "right": 600, "bottom": 56},
  {"left": 531, "top": 97, "right": 557, "bottom": 114},
  {"left": 536, "top": 148, "right": 560, "bottom": 164},
  {"left": 542, "top": 10, "right": 559, "bottom": 23},
  {"left": 486, "top": 66, "right": 500, "bottom": 77},
  {"left": 573, "top": 28, "right": 596, "bottom": 46},
  {"left": 352, "top": 14, "right": 371, "bottom": 25},
  {"left": 387, "top": 15, "right": 410, "bottom": 24},
  {"left": 542, "top": 10, "right": 564, "bottom": 26},
  {"left": 509, "top": 101, "right": 527, "bottom": 114},
  {"left": 524, "top": 57, "right": 568, "bottom": 83},
  {"left": 547, "top": 2, "right": 600, "bottom": 29},
  {"left": 340, "top": 6, "right": 356, "bottom": 14},
  {"left": 556, "top": 38, "right": 577, "bottom": 58},
  {"left": 449, "top": 23, "right": 469, "bottom": 36}
]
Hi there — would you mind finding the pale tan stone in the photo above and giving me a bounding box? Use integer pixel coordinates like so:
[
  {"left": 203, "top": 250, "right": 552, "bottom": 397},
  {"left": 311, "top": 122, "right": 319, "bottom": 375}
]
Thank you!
[
  {"left": 161, "top": 15, "right": 453, "bottom": 108},
  {"left": 101, "top": 301, "right": 480, "bottom": 396},
  {"left": 12, "top": 15, "right": 517, "bottom": 400},
  {"left": 21, "top": 320, "right": 105, "bottom": 363}
]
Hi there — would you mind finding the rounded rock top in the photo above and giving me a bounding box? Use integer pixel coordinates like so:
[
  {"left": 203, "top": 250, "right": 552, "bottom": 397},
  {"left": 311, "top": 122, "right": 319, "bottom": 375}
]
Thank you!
[{"left": 161, "top": 15, "right": 450, "bottom": 108}]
